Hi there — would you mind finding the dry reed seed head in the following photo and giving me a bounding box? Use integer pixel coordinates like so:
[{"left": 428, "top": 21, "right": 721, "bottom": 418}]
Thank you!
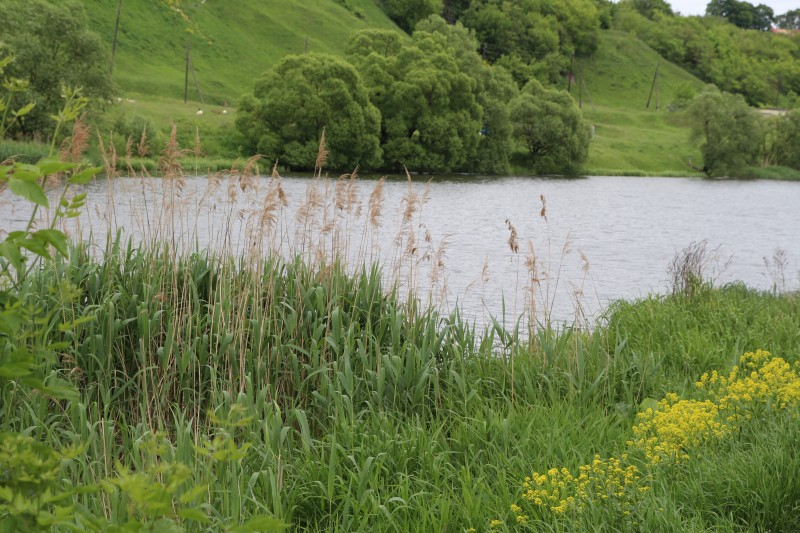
[
  {"left": 125, "top": 135, "right": 133, "bottom": 166},
  {"left": 581, "top": 252, "right": 590, "bottom": 274},
  {"left": 158, "top": 123, "right": 187, "bottom": 180},
  {"left": 524, "top": 241, "right": 537, "bottom": 275},
  {"left": 61, "top": 116, "right": 91, "bottom": 163},
  {"left": 137, "top": 127, "right": 150, "bottom": 158},
  {"left": 315, "top": 128, "right": 329, "bottom": 173},
  {"left": 368, "top": 177, "right": 385, "bottom": 228},
  {"left": 402, "top": 189, "right": 419, "bottom": 227},
  {"left": 506, "top": 219, "right": 519, "bottom": 254},
  {"left": 539, "top": 194, "right": 547, "bottom": 221}
]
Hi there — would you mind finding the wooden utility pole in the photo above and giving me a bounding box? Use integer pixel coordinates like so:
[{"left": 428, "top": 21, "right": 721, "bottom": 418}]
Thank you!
[
  {"left": 184, "top": 37, "right": 190, "bottom": 104},
  {"left": 110, "top": 0, "right": 123, "bottom": 75},
  {"left": 189, "top": 57, "right": 205, "bottom": 106},
  {"left": 646, "top": 63, "right": 660, "bottom": 109},
  {"left": 581, "top": 73, "right": 596, "bottom": 111}
]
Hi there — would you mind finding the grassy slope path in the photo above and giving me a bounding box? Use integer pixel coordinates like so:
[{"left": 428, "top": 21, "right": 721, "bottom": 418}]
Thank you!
[
  {"left": 581, "top": 32, "right": 705, "bottom": 176},
  {"left": 83, "top": 0, "right": 399, "bottom": 102}
]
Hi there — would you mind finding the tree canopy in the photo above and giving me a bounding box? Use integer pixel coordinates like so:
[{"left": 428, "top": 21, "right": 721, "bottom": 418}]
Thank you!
[
  {"left": 346, "top": 24, "right": 485, "bottom": 172},
  {"left": 235, "top": 54, "right": 382, "bottom": 170},
  {"left": 457, "top": 0, "right": 600, "bottom": 83},
  {"left": 706, "top": 0, "right": 774, "bottom": 31},
  {"left": 0, "top": 0, "right": 112, "bottom": 136},
  {"left": 380, "top": 0, "right": 443, "bottom": 32},
  {"left": 613, "top": 4, "right": 800, "bottom": 106},
  {"left": 509, "top": 79, "right": 590, "bottom": 175},
  {"left": 688, "top": 86, "right": 760, "bottom": 177}
]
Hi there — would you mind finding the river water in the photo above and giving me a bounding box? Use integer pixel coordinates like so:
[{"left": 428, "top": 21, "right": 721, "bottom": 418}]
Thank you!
[{"left": 1, "top": 174, "right": 798, "bottom": 326}]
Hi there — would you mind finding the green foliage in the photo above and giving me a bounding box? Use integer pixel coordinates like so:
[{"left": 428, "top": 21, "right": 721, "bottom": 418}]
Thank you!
[
  {"left": 706, "top": 0, "right": 774, "bottom": 31},
  {"left": 347, "top": 25, "right": 484, "bottom": 172},
  {"left": 771, "top": 109, "right": 800, "bottom": 170},
  {"left": 624, "top": 0, "right": 674, "bottom": 19},
  {"left": 510, "top": 80, "right": 590, "bottom": 175},
  {"left": 0, "top": 50, "right": 36, "bottom": 140},
  {"left": 379, "top": 0, "right": 443, "bottom": 32},
  {"left": 774, "top": 8, "right": 800, "bottom": 29},
  {"left": 413, "top": 16, "right": 518, "bottom": 173},
  {"left": 236, "top": 53, "right": 382, "bottom": 170},
  {"left": 688, "top": 85, "right": 760, "bottom": 176},
  {"left": 458, "top": 0, "right": 600, "bottom": 84},
  {"left": 613, "top": 5, "right": 800, "bottom": 106},
  {"left": 0, "top": 0, "right": 112, "bottom": 137},
  {"left": 0, "top": 433, "right": 93, "bottom": 531}
]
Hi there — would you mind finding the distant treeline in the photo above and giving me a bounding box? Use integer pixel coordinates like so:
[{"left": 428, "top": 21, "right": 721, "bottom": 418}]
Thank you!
[{"left": 377, "top": 0, "right": 800, "bottom": 107}]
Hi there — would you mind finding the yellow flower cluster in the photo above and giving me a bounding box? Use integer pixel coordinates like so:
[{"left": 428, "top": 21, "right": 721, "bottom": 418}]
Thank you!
[
  {"left": 697, "top": 350, "right": 800, "bottom": 415},
  {"left": 500, "top": 350, "right": 798, "bottom": 530},
  {"left": 519, "top": 455, "right": 641, "bottom": 517},
  {"left": 627, "top": 393, "right": 729, "bottom": 464}
]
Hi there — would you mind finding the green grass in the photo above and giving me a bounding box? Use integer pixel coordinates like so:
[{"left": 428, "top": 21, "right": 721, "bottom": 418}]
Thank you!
[
  {"left": 4, "top": 232, "right": 800, "bottom": 530},
  {"left": 82, "top": 0, "right": 399, "bottom": 104},
  {"left": 736, "top": 165, "right": 800, "bottom": 181},
  {"left": 0, "top": 139, "right": 51, "bottom": 163},
  {"left": 580, "top": 31, "right": 706, "bottom": 176}
]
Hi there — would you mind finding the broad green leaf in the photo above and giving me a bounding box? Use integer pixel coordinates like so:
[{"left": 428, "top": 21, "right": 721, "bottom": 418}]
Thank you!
[
  {"left": 228, "top": 515, "right": 289, "bottom": 532},
  {"left": 38, "top": 379, "right": 79, "bottom": 401},
  {"left": 70, "top": 166, "right": 102, "bottom": 185},
  {"left": 9, "top": 178, "right": 48, "bottom": 208},
  {"left": 57, "top": 315, "right": 96, "bottom": 332},
  {"left": 37, "top": 158, "right": 76, "bottom": 176},
  {"left": 0, "top": 361, "right": 34, "bottom": 379},
  {"left": 178, "top": 484, "right": 208, "bottom": 504},
  {"left": 12, "top": 102, "right": 35, "bottom": 118},
  {"left": 19, "top": 236, "right": 50, "bottom": 259},
  {"left": 34, "top": 229, "right": 69, "bottom": 257},
  {"left": 177, "top": 508, "right": 210, "bottom": 523},
  {"left": 0, "top": 241, "right": 24, "bottom": 273}
]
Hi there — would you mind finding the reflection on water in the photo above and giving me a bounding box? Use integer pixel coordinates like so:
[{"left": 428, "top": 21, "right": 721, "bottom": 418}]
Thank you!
[{"left": 1, "top": 173, "right": 798, "bottom": 326}]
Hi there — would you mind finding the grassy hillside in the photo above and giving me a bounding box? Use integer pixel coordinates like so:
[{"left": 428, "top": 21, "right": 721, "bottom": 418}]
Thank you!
[
  {"left": 81, "top": 1, "right": 705, "bottom": 176},
  {"left": 580, "top": 31, "right": 705, "bottom": 175},
  {"left": 83, "top": 0, "right": 399, "bottom": 103}
]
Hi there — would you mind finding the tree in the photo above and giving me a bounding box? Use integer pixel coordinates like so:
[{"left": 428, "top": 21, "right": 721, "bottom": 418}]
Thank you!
[
  {"left": 706, "top": 0, "right": 774, "bottom": 31},
  {"left": 347, "top": 26, "right": 484, "bottom": 172},
  {"left": 415, "top": 16, "right": 518, "bottom": 173},
  {"left": 688, "top": 85, "right": 760, "bottom": 176},
  {"left": 0, "top": 0, "right": 112, "bottom": 136},
  {"left": 235, "top": 54, "right": 382, "bottom": 170},
  {"left": 458, "top": 0, "right": 600, "bottom": 85},
  {"left": 628, "top": 0, "right": 674, "bottom": 19},
  {"left": 774, "top": 9, "right": 800, "bottom": 30},
  {"left": 509, "top": 80, "right": 590, "bottom": 175},
  {"left": 380, "top": 0, "right": 443, "bottom": 33},
  {"left": 772, "top": 110, "right": 800, "bottom": 169}
]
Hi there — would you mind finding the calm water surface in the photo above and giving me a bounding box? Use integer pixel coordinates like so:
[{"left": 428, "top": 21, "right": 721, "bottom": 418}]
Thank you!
[{"left": 2, "top": 174, "right": 798, "bottom": 326}]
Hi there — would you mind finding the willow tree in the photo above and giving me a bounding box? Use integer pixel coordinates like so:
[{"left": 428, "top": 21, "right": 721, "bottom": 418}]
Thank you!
[
  {"left": 235, "top": 53, "right": 382, "bottom": 170},
  {"left": 346, "top": 26, "right": 485, "bottom": 173},
  {"left": 688, "top": 85, "right": 759, "bottom": 177},
  {"left": 510, "top": 80, "right": 590, "bottom": 175}
]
